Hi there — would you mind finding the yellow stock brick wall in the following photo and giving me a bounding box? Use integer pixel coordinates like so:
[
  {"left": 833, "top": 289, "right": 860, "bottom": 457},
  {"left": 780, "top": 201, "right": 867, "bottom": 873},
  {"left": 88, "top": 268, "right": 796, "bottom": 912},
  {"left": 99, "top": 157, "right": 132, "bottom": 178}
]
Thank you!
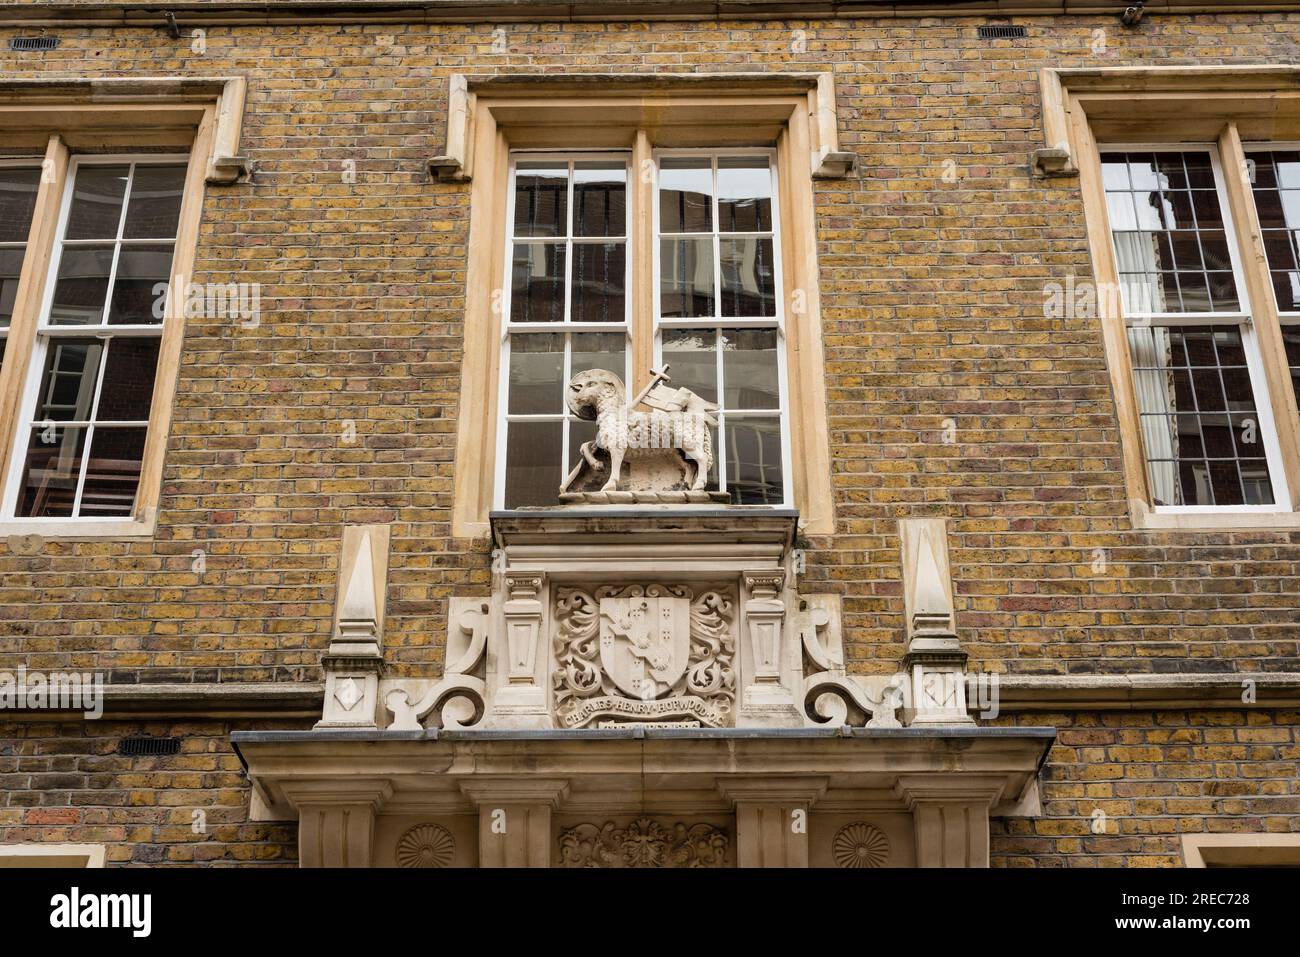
[
  {"left": 0, "top": 12, "right": 1296, "bottom": 865},
  {"left": 0, "top": 720, "right": 305, "bottom": 865}
]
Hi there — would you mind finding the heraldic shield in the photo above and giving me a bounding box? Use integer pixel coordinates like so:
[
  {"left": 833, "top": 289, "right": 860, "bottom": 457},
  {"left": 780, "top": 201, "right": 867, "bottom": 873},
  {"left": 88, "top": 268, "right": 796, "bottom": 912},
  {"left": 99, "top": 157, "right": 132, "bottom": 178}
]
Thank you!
[{"left": 598, "top": 594, "right": 691, "bottom": 699}]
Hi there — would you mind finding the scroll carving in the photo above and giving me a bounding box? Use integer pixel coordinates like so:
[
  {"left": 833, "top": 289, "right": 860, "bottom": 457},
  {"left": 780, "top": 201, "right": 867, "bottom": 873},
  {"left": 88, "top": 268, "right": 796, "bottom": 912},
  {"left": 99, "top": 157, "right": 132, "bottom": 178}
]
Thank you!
[
  {"left": 558, "top": 818, "right": 729, "bottom": 868},
  {"left": 386, "top": 599, "right": 489, "bottom": 731},
  {"left": 552, "top": 584, "right": 735, "bottom": 728}
]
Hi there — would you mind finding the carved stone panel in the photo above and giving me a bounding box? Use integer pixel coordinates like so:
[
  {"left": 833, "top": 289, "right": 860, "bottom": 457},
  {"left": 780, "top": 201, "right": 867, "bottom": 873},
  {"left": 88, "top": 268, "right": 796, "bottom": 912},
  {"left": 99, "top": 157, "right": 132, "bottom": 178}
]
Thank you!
[
  {"left": 553, "top": 584, "right": 735, "bottom": 728},
  {"left": 558, "top": 818, "right": 730, "bottom": 868}
]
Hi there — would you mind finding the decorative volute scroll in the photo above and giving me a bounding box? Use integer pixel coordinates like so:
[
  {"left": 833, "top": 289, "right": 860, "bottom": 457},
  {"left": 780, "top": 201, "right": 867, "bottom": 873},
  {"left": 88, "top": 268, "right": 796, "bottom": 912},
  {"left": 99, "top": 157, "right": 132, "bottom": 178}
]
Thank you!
[
  {"left": 386, "top": 598, "right": 488, "bottom": 731},
  {"left": 796, "top": 594, "right": 902, "bottom": 729},
  {"left": 900, "top": 518, "right": 975, "bottom": 727},
  {"left": 317, "top": 524, "right": 390, "bottom": 730}
]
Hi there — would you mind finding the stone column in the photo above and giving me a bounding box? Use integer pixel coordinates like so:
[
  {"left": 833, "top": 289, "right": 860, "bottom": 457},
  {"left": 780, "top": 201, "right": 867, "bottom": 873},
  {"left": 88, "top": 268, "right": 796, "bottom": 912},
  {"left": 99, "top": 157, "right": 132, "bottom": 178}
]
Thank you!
[
  {"left": 895, "top": 775, "right": 1005, "bottom": 868},
  {"left": 288, "top": 780, "right": 392, "bottom": 868},
  {"left": 488, "top": 574, "right": 550, "bottom": 727},
  {"left": 719, "top": 776, "right": 827, "bottom": 868},
  {"left": 461, "top": 778, "right": 569, "bottom": 868}
]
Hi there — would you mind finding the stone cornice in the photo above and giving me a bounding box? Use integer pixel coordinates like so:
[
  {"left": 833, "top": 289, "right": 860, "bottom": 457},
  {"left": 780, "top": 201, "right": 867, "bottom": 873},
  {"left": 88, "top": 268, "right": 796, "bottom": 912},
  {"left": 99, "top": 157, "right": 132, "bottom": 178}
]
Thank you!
[
  {"left": 0, "top": 0, "right": 1297, "bottom": 28},
  {"left": 992, "top": 673, "right": 1300, "bottom": 711},
  {"left": 2, "top": 673, "right": 1297, "bottom": 719}
]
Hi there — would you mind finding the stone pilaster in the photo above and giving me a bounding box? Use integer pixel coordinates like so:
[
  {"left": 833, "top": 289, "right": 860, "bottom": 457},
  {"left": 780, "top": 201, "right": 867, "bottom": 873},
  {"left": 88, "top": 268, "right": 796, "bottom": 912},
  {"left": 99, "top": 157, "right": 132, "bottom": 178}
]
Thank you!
[
  {"left": 895, "top": 774, "right": 1006, "bottom": 868},
  {"left": 739, "top": 571, "right": 800, "bottom": 726},
  {"left": 287, "top": 780, "right": 392, "bottom": 868},
  {"left": 719, "top": 776, "right": 827, "bottom": 867},
  {"left": 488, "top": 574, "right": 550, "bottom": 727},
  {"left": 461, "top": 778, "right": 569, "bottom": 867}
]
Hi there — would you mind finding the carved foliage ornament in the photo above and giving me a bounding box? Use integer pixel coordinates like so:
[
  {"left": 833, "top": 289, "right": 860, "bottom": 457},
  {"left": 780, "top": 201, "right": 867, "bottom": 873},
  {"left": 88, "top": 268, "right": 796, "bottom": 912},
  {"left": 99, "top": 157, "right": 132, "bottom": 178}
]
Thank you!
[
  {"left": 559, "top": 819, "right": 729, "bottom": 868},
  {"left": 553, "top": 584, "right": 735, "bottom": 728}
]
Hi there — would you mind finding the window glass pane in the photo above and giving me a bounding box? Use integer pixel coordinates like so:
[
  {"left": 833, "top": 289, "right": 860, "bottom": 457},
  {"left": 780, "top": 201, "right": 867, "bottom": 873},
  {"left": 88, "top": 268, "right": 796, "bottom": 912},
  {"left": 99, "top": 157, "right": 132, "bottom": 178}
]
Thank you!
[
  {"left": 65, "top": 165, "right": 129, "bottom": 240},
  {"left": 724, "top": 417, "right": 783, "bottom": 505},
  {"left": 659, "top": 159, "right": 712, "bottom": 233},
  {"left": 35, "top": 339, "right": 104, "bottom": 422},
  {"left": 0, "top": 246, "right": 26, "bottom": 327},
  {"left": 719, "top": 237, "right": 776, "bottom": 317},
  {"left": 717, "top": 157, "right": 771, "bottom": 233},
  {"left": 96, "top": 337, "right": 160, "bottom": 421},
  {"left": 49, "top": 245, "right": 113, "bottom": 325},
  {"left": 122, "top": 165, "right": 186, "bottom": 239},
  {"left": 79, "top": 427, "right": 146, "bottom": 516},
  {"left": 661, "top": 328, "right": 717, "bottom": 403},
  {"left": 571, "top": 242, "right": 625, "bottom": 323},
  {"left": 1283, "top": 325, "right": 1300, "bottom": 406},
  {"left": 513, "top": 163, "right": 567, "bottom": 238},
  {"left": 571, "top": 332, "right": 626, "bottom": 384},
  {"left": 1128, "top": 324, "right": 1271, "bottom": 507},
  {"left": 0, "top": 167, "right": 41, "bottom": 243},
  {"left": 722, "top": 329, "right": 779, "bottom": 409},
  {"left": 507, "top": 333, "right": 564, "bottom": 414},
  {"left": 573, "top": 162, "right": 625, "bottom": 238},
  {"left": 1102, "top": 150, "right": 1239, "bottom": 315},
  {"left": 107, "top": 244, "right": 173, "bottom": 325},
  {"left": 1250, "top": 151, "right": 1300, "bottom": 314},
  {"left": 17, "top": 425, "right": 88, "bottom": 517},
  {"left": 504, "top": 420, "right": 562, "bottom": 508},
  {"left": 510, "top": 243, "right": 565, "bottom": 323},
  {"left": 659, "top": 237, "right": 714, "bottom": 318}
]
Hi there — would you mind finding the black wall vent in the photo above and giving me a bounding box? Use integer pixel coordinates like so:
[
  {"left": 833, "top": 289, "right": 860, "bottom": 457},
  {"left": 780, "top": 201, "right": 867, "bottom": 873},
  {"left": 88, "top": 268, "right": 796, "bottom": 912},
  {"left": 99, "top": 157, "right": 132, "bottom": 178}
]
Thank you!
[
  {"left": 117, "top": 736, "right": 181, "bottom": 757},
  {"left": 977, "top": 25, "right": 1028, "bottom": 40},
  {"left": 10, "top": 37, "right": 60, "bottom": 52}
]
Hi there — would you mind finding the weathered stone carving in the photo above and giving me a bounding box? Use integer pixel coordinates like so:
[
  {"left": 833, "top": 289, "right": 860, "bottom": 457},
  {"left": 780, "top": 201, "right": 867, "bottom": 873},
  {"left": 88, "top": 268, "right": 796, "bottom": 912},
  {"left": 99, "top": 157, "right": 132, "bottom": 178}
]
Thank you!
[
  {"left": 832, "top": 822, "right": 889, "bottom": 868},
  {"left": 396, "top": 823, "right": 455, "bottom": 868},
  {"left": 553, "top": 584, "right": 735, "bottom": 728},
  {"left": 318, "top": 525, "right": 390, "bottom": 730},
  {"left": 558, "top": 818, "right": 729, "bottom": 868},
  {"left": 796, "top": 594, "right": 902, "bottom": 729},
  {"left": 386, "top": 598, "right": 488, "bottom": 731},
  {"left": 559, "top": 366, "right": 728, "bottom": 504}
]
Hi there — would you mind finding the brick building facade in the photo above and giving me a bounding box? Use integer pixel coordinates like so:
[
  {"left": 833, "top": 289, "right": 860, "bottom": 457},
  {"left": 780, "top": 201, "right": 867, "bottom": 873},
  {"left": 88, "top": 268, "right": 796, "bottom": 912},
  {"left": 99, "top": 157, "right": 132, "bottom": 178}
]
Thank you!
[{"left": 0, "top": 2, "right": 1298, "bottom": 868}]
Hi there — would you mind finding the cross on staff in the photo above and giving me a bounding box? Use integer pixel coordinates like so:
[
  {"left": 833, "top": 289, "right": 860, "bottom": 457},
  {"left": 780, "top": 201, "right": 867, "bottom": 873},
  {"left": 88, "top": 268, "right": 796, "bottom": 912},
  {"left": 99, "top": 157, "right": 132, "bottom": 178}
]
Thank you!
[{"left": 631, "top": 365, "right": 672, "bottom": 409}]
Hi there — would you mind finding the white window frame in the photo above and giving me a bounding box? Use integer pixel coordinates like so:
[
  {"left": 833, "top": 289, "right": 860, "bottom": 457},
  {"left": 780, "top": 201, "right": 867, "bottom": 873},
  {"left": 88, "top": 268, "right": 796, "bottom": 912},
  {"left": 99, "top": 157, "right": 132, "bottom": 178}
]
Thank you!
[
  {"left": 1, "top": 153, "right": 189, "bottom": 523},
  {"left": 494, "top": 150, "right": 633, "bottom": 510},
  {"left": 651, "top": 147, "right": 793, "bottom": 508},
  {"left": 1101, "top": 142, "right": 1292, "bottom": 514}
]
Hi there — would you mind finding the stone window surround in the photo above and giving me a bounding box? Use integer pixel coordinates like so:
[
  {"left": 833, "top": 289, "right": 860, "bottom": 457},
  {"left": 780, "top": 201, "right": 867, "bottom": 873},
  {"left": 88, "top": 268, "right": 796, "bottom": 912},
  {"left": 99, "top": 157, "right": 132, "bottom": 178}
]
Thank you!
[
  {"left": 0, "top": 843, "right": 105, "bottom": 867},
  {"left": 0, "top": 76, "right": 247, "bottom": 540},
  {"left": 1181, "top": 833, "right": 1300, "bottom": 867},
  {"left": 443, "top": 72, "right": 850, "bottom": 538},
  {"left": 1037, "top": 65, "right": 1300, "bottom": 530}
]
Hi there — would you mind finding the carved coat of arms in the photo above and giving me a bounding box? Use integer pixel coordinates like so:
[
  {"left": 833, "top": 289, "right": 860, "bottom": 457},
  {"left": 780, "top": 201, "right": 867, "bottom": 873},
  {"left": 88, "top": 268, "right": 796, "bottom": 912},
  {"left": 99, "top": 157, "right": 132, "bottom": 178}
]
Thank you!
[
  {"left": 553, "top": 584, "right": 734, "bottom": 728},
  {"left": 599, "top": 594, "right": 690, "bottom": 699}
]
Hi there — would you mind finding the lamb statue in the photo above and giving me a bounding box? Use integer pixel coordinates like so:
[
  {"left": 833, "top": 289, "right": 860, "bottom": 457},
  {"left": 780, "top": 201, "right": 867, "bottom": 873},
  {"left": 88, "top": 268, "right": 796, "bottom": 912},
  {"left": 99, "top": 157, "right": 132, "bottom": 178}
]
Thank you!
[{"left": 559, "top": 365, "right": 724, "bottom": 502}]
